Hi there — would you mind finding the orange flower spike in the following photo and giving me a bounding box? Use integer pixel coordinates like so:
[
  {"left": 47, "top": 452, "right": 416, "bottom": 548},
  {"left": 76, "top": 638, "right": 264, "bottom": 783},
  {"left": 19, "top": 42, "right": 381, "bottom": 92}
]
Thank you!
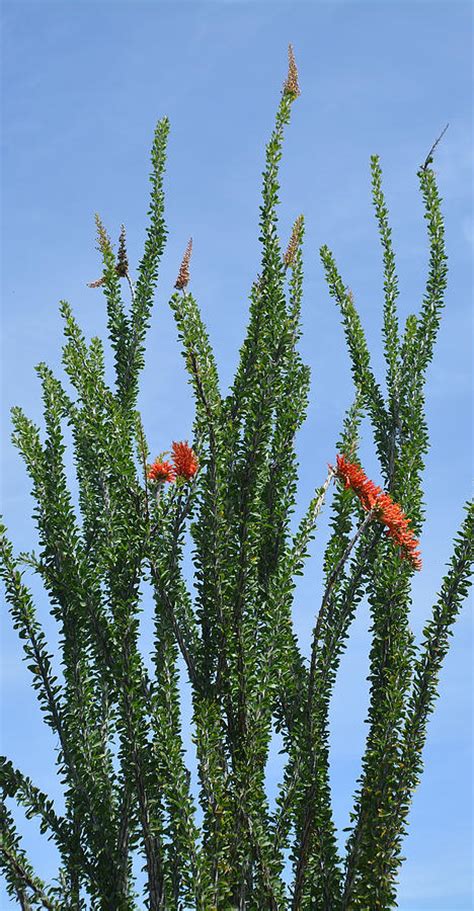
[
  {"left": 334, "top": 453, "right": 422, "bottom": 570},
  {"left": 171, "top": 441, "right": 199, "bottom": 480},
  {"left": 147, "top": 459, "right": 175, "bottom": 483},
  {"left": 335, "top": 454, "right": 381, "bottom": 511}
]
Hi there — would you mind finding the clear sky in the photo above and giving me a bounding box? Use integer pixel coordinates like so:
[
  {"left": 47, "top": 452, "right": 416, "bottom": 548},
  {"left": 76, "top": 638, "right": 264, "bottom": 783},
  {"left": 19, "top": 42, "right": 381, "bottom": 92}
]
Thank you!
[{"left": 1, "top": 2, "right": 472, "bottom": 908}]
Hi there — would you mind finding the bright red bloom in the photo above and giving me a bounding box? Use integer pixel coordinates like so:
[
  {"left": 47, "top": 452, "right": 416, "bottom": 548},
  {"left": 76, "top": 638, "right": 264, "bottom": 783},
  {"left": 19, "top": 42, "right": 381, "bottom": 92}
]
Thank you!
[
  {"left": 171, "top": 441, "right": 199, "bottom": 480},
  {"left": 335, "top": 454, "right": 382, "bottom": 511},
  {"left": 375, "top": 492, "right": 422, "bottom": 570},
  {"left": 334, "top": 454, "right": 422, "bottom": 570},
  {"left": 147, "top": 459, "right": 175, "bottom": 483}
]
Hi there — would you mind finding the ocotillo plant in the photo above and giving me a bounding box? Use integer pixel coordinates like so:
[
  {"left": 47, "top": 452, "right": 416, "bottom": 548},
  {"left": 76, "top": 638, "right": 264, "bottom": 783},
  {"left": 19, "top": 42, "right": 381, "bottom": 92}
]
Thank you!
[{"left": 1, "top": 46, "right": 472, "bottom": 911}]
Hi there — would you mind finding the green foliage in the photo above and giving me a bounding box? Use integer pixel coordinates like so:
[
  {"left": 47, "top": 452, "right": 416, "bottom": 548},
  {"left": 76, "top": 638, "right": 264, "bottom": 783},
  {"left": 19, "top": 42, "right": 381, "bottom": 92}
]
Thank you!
[{"left": 1, "top": 51, "right": 472, "bottom": 911}]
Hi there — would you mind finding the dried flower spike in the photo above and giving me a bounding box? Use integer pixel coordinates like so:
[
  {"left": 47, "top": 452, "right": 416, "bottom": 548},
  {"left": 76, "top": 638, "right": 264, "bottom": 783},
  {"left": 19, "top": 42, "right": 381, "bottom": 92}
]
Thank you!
[
  {"left": 87, "top": 214, "right": 113, "bottom": 286},
  {"left": 171, "top": 441, "right": 198, "bottom": 480},
  {"left": 95, "top": 213, "right": 112, "bottom": 255},
  {"left": 284, "top": 214, "right": 304, "bottom": 267},
  {"left": 175, "top": 238, "right": 193, "bottom": 290},
  {"left": 283, "top": 44, "right": 300, "bottom": 98},
  {"left": 116, "top": 224, "right": 129, "bottom": 277}
]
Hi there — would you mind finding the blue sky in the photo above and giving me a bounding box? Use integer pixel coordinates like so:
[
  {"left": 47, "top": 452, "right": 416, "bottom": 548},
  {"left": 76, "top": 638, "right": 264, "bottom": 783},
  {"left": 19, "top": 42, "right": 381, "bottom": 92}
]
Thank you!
[{"left": 1, "top": 1, "right": 472, "bottom": 908}]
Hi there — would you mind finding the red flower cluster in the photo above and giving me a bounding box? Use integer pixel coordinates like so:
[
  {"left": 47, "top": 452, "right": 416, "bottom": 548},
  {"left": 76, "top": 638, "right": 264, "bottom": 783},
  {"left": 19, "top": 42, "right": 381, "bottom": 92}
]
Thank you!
[
  {"left": 171, "top": 441, "right": 199, "bottom": 480},
  {"left": 147, "top": 459, "right": 175, "bottom": 483},
  {"left": 334, "top": 454, "right": 422, "bottom": 570},
  {"left": 374, "top": 491, "right": 422, "bottom": 570},
  {"left": 335, "top": 454, "right": 382, "bottom": 511},
  {"left": 147, "top": 441, "right": 199, "bottom": 485}
]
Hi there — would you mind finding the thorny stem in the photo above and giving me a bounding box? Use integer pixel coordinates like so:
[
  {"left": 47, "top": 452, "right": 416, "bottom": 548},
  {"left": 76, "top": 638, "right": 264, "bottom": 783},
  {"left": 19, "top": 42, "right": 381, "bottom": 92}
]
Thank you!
[
  {"left": 291, "top": 506, "right": 377, "bottom": 908},
  {"left": 308, "top": 505, "right": 376, "bottom": 711},
  {"left": 125, "top": 270, "right": 136, "bottom": 305},
  {"left": 0, "top": 844, "right": 60, "bottom": 911}
]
